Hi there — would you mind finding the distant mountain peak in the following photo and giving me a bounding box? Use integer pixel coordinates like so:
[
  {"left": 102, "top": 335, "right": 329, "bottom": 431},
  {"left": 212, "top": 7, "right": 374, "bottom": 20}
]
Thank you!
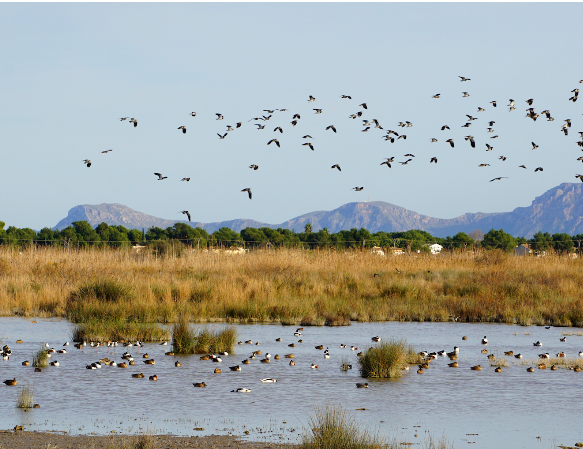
[{"left": 54, "top": 183, "right": 583, "bottom": 238}]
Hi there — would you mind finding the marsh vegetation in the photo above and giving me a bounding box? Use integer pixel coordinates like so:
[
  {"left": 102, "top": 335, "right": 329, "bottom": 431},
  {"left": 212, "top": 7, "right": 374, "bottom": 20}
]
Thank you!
[{"left": 358, "top": 339, "right": 421, "bottom": 378}]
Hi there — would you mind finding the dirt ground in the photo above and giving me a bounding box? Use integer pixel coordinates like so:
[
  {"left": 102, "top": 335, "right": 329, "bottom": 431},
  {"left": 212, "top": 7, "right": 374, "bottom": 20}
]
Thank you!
[{"left": 0, "top": 430, "right": 294, "bottom": 449}]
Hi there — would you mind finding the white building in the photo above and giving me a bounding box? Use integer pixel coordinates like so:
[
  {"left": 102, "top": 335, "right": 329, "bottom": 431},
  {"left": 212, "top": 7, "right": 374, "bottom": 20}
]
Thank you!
[{"left": 428, "top": 243, "right": 443, "bottom": 255}]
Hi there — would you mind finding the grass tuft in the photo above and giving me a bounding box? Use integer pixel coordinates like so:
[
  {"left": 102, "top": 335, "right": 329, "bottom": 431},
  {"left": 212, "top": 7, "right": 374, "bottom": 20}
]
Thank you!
[
  {"left": 32, "top": 346, "right": 49, "bottom": 368},
  {"left": 172, "top": 316, "right": 195, "bottom": 353},
  {"left": 16, "top": 383, "right": 35, "bottom": 408},
  {"left": 358, "top": 338, "right": 420, "bottom": 378},
  {"left": 193, "top": 327, "right": 237, "bottom": 354},
  {"left": 301, "top": 404, "right": 387, "bottom": 449}
]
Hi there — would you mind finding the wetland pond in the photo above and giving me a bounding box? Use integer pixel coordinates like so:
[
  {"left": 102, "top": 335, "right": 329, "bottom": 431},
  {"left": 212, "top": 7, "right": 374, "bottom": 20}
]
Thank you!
[{"left": 0, "top": 318, "right": 582, "bottom": 448}]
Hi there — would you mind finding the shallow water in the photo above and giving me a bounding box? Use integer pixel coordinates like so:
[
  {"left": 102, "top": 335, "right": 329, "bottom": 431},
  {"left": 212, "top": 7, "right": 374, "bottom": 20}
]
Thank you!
[{"left": 1, "top": 317, "right": 582, "bottom": 448}]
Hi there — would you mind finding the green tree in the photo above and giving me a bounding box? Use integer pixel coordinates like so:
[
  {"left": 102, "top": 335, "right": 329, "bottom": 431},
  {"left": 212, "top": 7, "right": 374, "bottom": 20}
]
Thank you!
[
  {"left": 240, "top": 227, "right": 267, "bottom": 246},
  {"left": 482, "top": 229, "right": 517, "bottom": 252},
  {"left": 212, "top": 227, "right": 242, "bottom": 246},
  {"left": 552, "top": 233, "right": 574, "bottom": 253},
  {"left": 452, "top": 232, "right": 474, "bottom": 248},
  {"left": 304, "top": 223, "right": 313, "bottom": 234},
  {"left": 128, "top": 229, "right": 145, "bottom": 244},
  {"left": 72, "top": 221, "right": 100, "bottom": 245},
  {"left": 530, "top": 231, "right": 553, "bottom": 252}
]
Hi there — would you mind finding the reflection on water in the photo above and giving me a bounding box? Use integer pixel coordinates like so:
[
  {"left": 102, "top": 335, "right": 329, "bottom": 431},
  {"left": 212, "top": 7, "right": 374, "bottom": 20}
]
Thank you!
[{"left": 1, "top": 317, "right": 582, "bottom": 448}]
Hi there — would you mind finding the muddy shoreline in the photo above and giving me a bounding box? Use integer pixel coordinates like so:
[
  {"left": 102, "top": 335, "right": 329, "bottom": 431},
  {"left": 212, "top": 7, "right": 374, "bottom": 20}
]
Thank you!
[{"left": 0, "top": 430, "right": 294, "bottom": 449}]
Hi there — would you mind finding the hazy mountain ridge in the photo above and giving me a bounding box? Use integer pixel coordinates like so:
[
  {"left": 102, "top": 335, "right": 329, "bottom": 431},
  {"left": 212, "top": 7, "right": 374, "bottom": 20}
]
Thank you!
[{"left": 53, "top": 183, "right": 583, "bottom": 238}]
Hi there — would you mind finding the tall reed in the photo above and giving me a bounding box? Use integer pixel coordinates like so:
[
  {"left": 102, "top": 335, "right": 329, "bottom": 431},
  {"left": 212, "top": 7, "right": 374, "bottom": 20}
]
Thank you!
[
  {"left": 16, "top": 383, "right": 35, "bottom": 408},
  {"left": 32, "top": 346, "right": 49, "bottom": 368},
  {"left": 193, "top": 327, "right": 237, "bottom": 354},
  {"left": 172, "top": 316, "right": 194, "bottom": 353}
]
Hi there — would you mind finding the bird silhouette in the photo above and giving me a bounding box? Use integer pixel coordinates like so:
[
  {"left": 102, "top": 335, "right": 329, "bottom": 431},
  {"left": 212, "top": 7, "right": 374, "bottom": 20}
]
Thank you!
[
  {"left": 83, "top": 159, "right": 91, "bottom": 168},
  {"left": 331, "top": 164, "right": 341, "bottom": 171},
  {"left": 249, "top": 165, "right": 259, "bottom": 170},
  {"left": 178, "top": 126, "right": 186, "bottom": 134},
  {"left": 241, "top": 188, "right": 252, "bottom": 199},
  {"left": 180, "top": 211, "right": 191, "bottom": 221},
  {"left": 268, "top": 139, "right": 280, "bottom": 147},
  {"left": 154, "top": 173, "right": 167, "bottom": 180},
  {"left": 181, "top": 177, "right": 190, "bottom": 181}
]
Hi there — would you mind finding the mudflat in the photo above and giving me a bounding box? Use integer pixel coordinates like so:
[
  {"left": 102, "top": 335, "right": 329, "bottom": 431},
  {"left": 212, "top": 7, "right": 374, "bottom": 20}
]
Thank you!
[{"left": 0, "top": 430, "right": 293, "bottom": 449}]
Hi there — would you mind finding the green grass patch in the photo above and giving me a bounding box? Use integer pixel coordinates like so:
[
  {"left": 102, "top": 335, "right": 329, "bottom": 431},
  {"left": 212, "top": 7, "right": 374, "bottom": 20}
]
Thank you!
[
  {"left": 358, "top": 338, "right": 420, "bottom": 378},
  {"left": 194, "top": 327, "right": 237, "bottom": 354},
  {"left": 32, "top": 346, "right": 49, "bottom": 368},
  {"left": 172, "top": 316, "right": 195, "bottom": 353}
]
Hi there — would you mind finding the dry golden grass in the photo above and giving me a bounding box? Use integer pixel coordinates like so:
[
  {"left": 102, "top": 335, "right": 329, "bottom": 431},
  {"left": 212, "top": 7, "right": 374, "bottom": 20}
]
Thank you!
[{"left": 1, "top": 246, "right": 583, "bottom": 327}]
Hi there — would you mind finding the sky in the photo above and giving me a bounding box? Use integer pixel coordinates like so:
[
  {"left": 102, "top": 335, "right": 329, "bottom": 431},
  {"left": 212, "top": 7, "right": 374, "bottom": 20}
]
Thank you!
[{"left": 1, "top": 2, "right": 582, "bottom": 230}]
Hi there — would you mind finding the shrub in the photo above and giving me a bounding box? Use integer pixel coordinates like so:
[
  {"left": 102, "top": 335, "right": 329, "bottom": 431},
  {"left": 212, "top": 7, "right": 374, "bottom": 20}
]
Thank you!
[{"left": 358, "top": 338, "right": 420, "bottom": 378}]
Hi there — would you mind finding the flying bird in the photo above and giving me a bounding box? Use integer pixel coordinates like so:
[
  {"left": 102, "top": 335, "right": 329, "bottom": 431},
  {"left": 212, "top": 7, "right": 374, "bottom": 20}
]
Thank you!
[
  {"left": 446, "top": 139, "right": 454, "bottom": 148},
  {"left": 459, "top": 76, "right": 471, "bottom": 81},
  {"left": 154, "top": 173, "right": 167, "bottom": 180},
  {"left": 326, "top": 125, "right": 337, "bottom": 133},
  {"left": 129, "top": 118, "right": 138, "bottom": 127},
  {"left": 249, "top": 164, "right": 259, "bottom": 170},
  {"left": 534, "top": 167, "right": 543, "bottom": 172},
  {"left": 432, "top": 94, "right": 441, "bottom": 98},
  {"left": 478, "top": 164, "right": 490, "bottom": 167},
  {"left": 576, "top": 174, "right": 583, "bottom": 182},
  {"left": 274, "top": 126, "right": 283, "bottom": 133},
  {"left": 462, "top": 92, "right": 470, "bottom": 97},
  {"left": 217, "top": 133, "right": 227, "bottom": 139},
  {"left": 341, "top": 95, "right": 352, "bottom": 99},
  {"left": 359, "top": 103, "right": 368, "bottom": 109},
  {"left": 380, "top": 161, "right": 392, "bottom": 168},
  {"left": 216, "top": 113, "right": 224, "bottom": 120},
  {"left": 519, "top": 165, "right": 527, "bottom": 169},
  {"left": 119, "top": 117, "right": 129, "bottom": 121},
  {"left": 490, "top": 177, "right": 508, "bottom": 182},
  {"left": 101, "top": 149, "right": 113, "bottom": 153},
  {"left": 303, "top": 135, "right": 313, "bottom": 139},
  {"left": 255, "top": 124, "right": 265, "bottom": 129},
  {"left": 441, "top": 125, "right": 450, "bottom": 131},
  {"left": 353, "top": 187, "right": 364, "bottom": 191},
  {"left": 499, "top": 156, "right": 507, "bottom": 161},
  {"left": 431, "top": 138, "right": 438, "bottom": 142},
  {"left": 404, "top": 153, "right": 415, "bottom": 157},
  {"left": 189, "top": 112, "right": 197, "bottom": 117},
  {"left": 400, "top": 159, "right": 412, "bottom": 165},
  {"left": 180, "top": 211, "right": 191, "bottom": 221},
  {"left": 267, "top": 139, "right": 280, "bottom": 147},
  {"left": 465, "top": 136, "right": 476, "bottom": 148},
  {"left": 178, "top": 126, "right": 186, "bottom": 134},
  {"left": 313, "top": 109, "right": 323, "bottom": 114},
  {"left": 430, "top": 157, "right": 438, "bottom": 163},
  {"left": 331, "top": 164, "right": 341, "bottom": 171},
  {"left": 526, "top": 99, "right": 534, "bottom": 105},
  {"left": 486, "top": 144, "right": 494, "bottom": 151},
  {"left": 308, "top": 95, "right": 316, "bottom": 102},
  {"left": 181, "top": 177, "right": 190, "bottom": 181},
  {"left": 490, "top": 101, "right": 497, "bottom": 107},
  {"left": 293, "top": 114, "right": 301, "bottom": 119},
  {"left": 532, "top": 142, "right": 539, "bottom": 150},
  {"left": 241, "top": 188, "right": 252, "bottom": 199},
  {"left": 302, "top": 142, "right": 314, "bottom": 151},
  {"left": 83, "top": 159, "right": 91, "bottom": 167}
]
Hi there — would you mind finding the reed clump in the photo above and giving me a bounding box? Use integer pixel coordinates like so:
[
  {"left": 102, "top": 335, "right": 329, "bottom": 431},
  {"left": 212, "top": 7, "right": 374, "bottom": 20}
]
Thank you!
[
  {"left": 301, "top": 404, "right": 388, "bottom": 449},
  {"left": 32, "top": 346, "right": 49, "bottom": 368},
  {"left": 358, "top": 338, "right": 420, "bottom": 378},
  {"left": 193, "top": 327, "right": 237, "bottom": 354},
  {"left": 16, "top": 383, "right": 35, "bottom": 408},
  {"left": 172, "top": 316, "right": 195, "bottom": 353},
  {"left": 72, "top": 321, "right": 169, "bottom": 343}
]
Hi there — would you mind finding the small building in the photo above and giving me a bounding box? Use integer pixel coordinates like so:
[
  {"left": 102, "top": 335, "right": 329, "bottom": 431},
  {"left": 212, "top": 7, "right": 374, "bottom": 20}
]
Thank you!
[
  {"left": 428, "top": 243, "right": 443, "bottom": 255},
  {"left": 514, "top": 244, "right": 532, "bottom": 256},
  {"left": 370, "top": 246, "right": 385, "bottom": 256},
  {"left": 390, "top": 247, "right": 404, "bottom": 256}
]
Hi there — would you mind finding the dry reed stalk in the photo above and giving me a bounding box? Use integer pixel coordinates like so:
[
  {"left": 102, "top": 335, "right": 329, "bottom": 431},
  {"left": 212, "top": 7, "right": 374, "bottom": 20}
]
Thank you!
[{"left": 1, "top": 246, "right": 583, "bottom": 327}]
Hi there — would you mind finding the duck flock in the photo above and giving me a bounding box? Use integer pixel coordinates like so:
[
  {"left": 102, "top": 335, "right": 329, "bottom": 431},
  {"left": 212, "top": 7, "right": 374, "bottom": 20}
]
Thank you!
[
  {"left": 78, "top": 77, "right": 583, "bottom": 220},
  {"left": 3, "top": 325, "right": 583, "bottom": 394}
]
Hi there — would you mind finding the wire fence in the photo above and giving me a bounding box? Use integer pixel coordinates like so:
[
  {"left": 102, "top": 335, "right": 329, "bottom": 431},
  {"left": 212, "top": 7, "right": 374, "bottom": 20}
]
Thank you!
[{"left": 0, "top": 236, "right": 581, "bottom": 254}]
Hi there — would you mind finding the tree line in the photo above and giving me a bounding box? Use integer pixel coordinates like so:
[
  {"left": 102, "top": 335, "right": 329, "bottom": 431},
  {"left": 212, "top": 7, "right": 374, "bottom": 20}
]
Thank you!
[{"left": 0, "top": 220, "right": 581, "bottom": 253}]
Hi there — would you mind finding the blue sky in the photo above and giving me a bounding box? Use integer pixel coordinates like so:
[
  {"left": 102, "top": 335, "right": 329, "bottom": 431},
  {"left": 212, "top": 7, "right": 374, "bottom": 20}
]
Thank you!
[{"left": 1, "top": 3, "right": 582, "bottom": 230}]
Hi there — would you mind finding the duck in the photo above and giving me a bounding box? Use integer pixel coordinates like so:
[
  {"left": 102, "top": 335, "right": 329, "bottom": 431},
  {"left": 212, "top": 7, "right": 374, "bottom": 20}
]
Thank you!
[
  {"left": 515, "top": 353, "right": 523, "bottom": 359},
  {"left": 149, "top": 375, "right": 158, "bottom": 381},
  {"left": 527, "top": 367, "right": 535, "bottom": 372},
  {"left": 231, "top": 388, "right": 252, "bottom": 393},
  {"left": 294, "top": 332, "right": 302, "bottom": 337},
  {"left": 265, "top": 353, "right": 271, "bottom": 359},
  {"left": 129, "top": 361, "right": 135, "bottom": 365},
  {"left": 22, "top": 361, "right": 30, "bottom": 366},
  {"left": 274, "top": 354, "right": 280, "bottom": 360},
  {"left": 193, "top": 382, "right": 207, "bottom": 388},
  {"left": 560, "top": 337, "right": 567, "bottom": 342},
  {"left": 539, "top": 353, "right": 550, "bottom": 359},
  {"left": 481, "top": 349, "right": 488, "bottom": 354},
  {"left": 533, "top": 341, "right": 542, "bottom": 347},
  {"left": 538, "top": 364, "right": 547, "bottom": 369},
  {"left": 200, "top": 355, "right": 210, "bottom": 361},
  {"left": 481, "top": 336, "right": 488, "bottom": 345},
  {"left": 260, "top": 378, "right": 277, "bottom": 383},
  {"left": 471, "top": 365, "right": 482, "bottom": 371},
  {"left": 462, "top": 336, "right": 468, "bottom": 340},
  {"left": 242, "top": 359, "right": 250, "bottom": 364},
  {"left": 220, "top": 351, "right": 229, "bottom": 356},
  {"left": 288, "top": 343, "right": 296, "bottom": 348},
  {"left": 275, "top": 338, "right": 282, "bottom": 342},
  {"left": 159, "top": 341, "right": 168, "bottom": 346},
  {"left": 111, "top": 361, "right": 117, "bottom": 367},
  {"left": 417, "top": 368, "right": 423, "bottom": 374},
  {"left": 311, "top": 364, "right": 319, "bottom": 369},
  {"left": 289, "top": 360, "right": 296, "bottom": 366},
  {"left": 324, "top": 353, "right": 330, "bottom": 359},
  {"left": 285, "top": 353, "right": 294, "bottom": 358},
  {"left": 49, "top": 361, "right": 59, "bottom": 366},
  {"left": 214, "top": 368, "right": 221, "bottom": 373},
  {"left": 34, "top": 368, "right": 41, "bottom": 372},
  {"left": 57, "top": 349, "right": 66, "bottom": 354},
  {"left": 132, "top": 373, "right": 145, "bottom": 378},
  {"left": 315, "top": 345, "right": 324, "bottom": 350},
  {"left": 551, "top": 365, "right": 558, "bottom": 371},
  {"left": 449, "top": 355, "right": 458, "bottom": 361},
  {"left": 230, "top": 365, "right": 241, "bottom": 371},
  {"left": 118, "top": 362, "right": 127, "bottom": 368},
  {"left": 340, "top": 344, "right": 347, "bottom": 349},
  {"left": 574, "top": 366, "right": 582, "bottom": 372},
  {"left": 437, "top": 350, "right": 446, "bottom": 357},
  {"left": 253, "top": 350, "right": 262, "bottom": 355},
  {"left": 245, "top": 340, "right": 252, "bottom": 344},
  {"left": 487, "top": 354, "right": 495, "bottom": 360},
  {"left": 212, "top": 357, "right": 222, "bottom": 363},
  {"left": 454, "top": 346, "right": 460, "bottom": 353},
  {"left": 3, "top": 378, "right": 17, "bottom": 386},
  {"left": 143, "top": 353, "right": 149, "bottom": 359},
  {"left": 175, "top": 361, "right": 182, "bottom": 367},
  {"left": 144, "top": 359, "right": 155, "bottom": 365},
  {"left": 504, "top": 351, "right": 514, "bottom": 356},
  {"left": 494, "top": 367, "right": 502, "bottom": 373},
  {"left": 557, "top": 352, "right": 566, "bottom": 358},
  {"left": 371, "top": 337, "right": 381, "bottom": 342},
  {"left": 164, "top": 352, "right": 174, "bottom": 356},
  {"left": 350, "top": 346, "right": 358, "bottom": 351},
  {"left": 260, "top": 358, "right": 270, "bottom": 363},
  {"left": 356, "top": 383, "right": 369, "bottom": 388},
  {"left": 579, "top": 351, "right": 583, "bottom": 358},
  {"left": 448, "top": 362, "right": 458, "bottom": 368}
]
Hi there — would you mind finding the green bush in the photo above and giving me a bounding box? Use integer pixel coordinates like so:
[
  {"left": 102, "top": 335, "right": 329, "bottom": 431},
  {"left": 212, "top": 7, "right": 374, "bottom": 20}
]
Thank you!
[{"left": 358, "top": 338, "right": 420, "bottom": 378}]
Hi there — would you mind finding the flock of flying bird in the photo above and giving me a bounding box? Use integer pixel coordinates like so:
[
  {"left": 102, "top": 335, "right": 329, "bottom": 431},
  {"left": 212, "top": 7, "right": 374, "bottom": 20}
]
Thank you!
[{"left": 81, "top": 77, "right": 583, "bottom": 221}]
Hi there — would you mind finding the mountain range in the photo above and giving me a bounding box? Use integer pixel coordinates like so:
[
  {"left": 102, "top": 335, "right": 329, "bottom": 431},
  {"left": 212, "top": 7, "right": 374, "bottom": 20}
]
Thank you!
[{"left": 53, "top": 182, "right": 583, "bottom": 238}]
